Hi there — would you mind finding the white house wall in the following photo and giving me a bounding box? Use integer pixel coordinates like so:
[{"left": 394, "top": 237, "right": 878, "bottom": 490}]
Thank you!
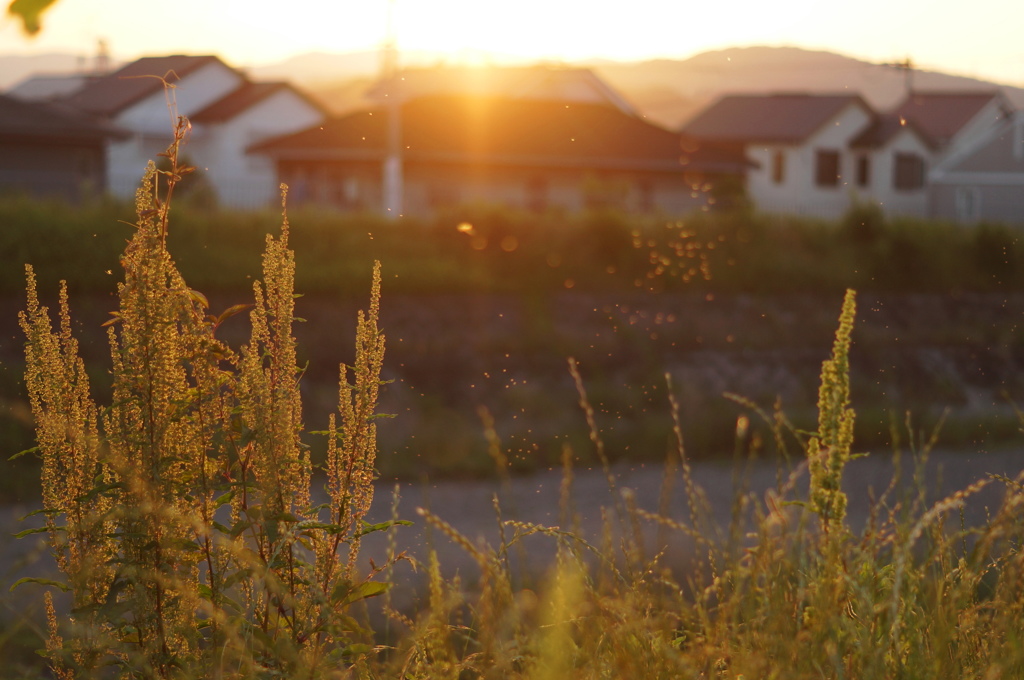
[
  {"left": 196, "top": 91, "right": 325, "bottom": 208},
  {"left": 747, "top": 104, "right": 872, "bottom": 218},
  {"left": 858, "top": 129, "right": 931, "bottom": 217},
  {"left": 930, "top": 178, "right": 1024, "bottom": 224},
  {"left": 939, "top": 98, "right": 1013, "bottom": 164},
  {"left": 107, "top": 135, "right": 172, "bottom": 198},
  {"left": 106, "top": 62, "right": 245, "bottom": 199}
]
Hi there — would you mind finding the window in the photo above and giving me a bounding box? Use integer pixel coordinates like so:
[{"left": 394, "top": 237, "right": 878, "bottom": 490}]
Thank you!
[
  {"left": 955, "top": 186, "right": 981, "bottom": 222},
  {"left": 771, "top": 150, "right": 785, "bottom": 184},
  {"left": 856, "top": 156, "right": 870, "bottom": 188},
  {"left": 893, "top": 153, "right": 925, "bottom": 190},
  {"left": 815, "top": 150, "right": 840, "bottom": 187}
]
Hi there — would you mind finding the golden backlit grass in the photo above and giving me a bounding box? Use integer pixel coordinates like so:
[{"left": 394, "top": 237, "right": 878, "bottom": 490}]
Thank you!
[{"left": 7, "top": 121, "right": 1024, "bottom": 679}]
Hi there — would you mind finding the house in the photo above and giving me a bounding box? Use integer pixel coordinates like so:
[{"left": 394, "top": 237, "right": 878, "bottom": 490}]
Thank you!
[
  {"left": 682, "top": 94, "right": 911, "bottom": 218},
  {"left": 186, "top": 80, "right": 328, "bottom": 206},
  {"left": 7, "top": 73, "right": 100, "bottom": 102},
  {"left": 363, "top": 64, "right": 640, "bottom": 116},
  {"left": 680, "top": 91, "right": 1012, "bottom": 220},
  {"left": 58, "top": 55, "right": 327, "bottom": 207},
  {"left": 249, "top": 94, "right": 749, "bottom": 217},
  {"left": 893, "top": 91, "right": 1015, "bottom": 162},
  {"left": 929, "top": 112, "right": 1024, "bottom": 224},
  {"left": 848, "top": 113, "right": 936, "bottom": 217},
  {"left": 0, "top": 93, "right": 125, "bottom": 202}
]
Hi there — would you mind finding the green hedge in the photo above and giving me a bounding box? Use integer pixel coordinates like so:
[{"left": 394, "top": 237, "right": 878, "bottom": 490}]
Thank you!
[{"left": 4, "top": 196, "right": 1023, "bottom": 297}]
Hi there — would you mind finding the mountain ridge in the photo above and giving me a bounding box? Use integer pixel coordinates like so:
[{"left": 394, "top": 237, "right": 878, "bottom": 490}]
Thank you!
[{"left": 4, "top": 46, "right": 1023, "bottom": 129}]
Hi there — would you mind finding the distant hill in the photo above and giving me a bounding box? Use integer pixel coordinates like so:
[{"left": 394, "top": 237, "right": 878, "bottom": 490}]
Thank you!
[
  {"left": 5, "top": 46, "right": 1023, "bottom": 128},
  {"left": 245, "top": 50, "right": 385, "bottom": 84},
  {"left": 0, "top": 53, "right": 112, "bottom": 90},
  {"left": 587, "top": 46, "right": 1024, "bottom": 128},
  {"left": 298, "top": 46, "right": 1024, "bottom": 127}
]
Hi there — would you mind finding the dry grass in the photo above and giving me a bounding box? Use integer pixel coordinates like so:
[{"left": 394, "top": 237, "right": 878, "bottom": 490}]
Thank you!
[{"left": 6, "top": 117, "right": 1024, "bottom": 679}]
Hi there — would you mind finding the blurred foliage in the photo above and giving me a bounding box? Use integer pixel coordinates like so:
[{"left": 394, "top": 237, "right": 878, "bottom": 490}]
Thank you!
[
  {"left": 6, "top": 0, "right": 58, "bottom": 35},
  {"left": 4, "top": 196, "right": 1024, "bottom": 298},
  {"left": 3, "top": 198, "right": 1024, "bottom": 497}
]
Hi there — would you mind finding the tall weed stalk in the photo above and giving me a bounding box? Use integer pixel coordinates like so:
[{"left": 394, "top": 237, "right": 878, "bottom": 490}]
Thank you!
[
  {"left": 18, "top": 118, "right": 394, "bottom": 679},
  {"left": 14, "top": 120, "right": 1024, "bottom": 680}
]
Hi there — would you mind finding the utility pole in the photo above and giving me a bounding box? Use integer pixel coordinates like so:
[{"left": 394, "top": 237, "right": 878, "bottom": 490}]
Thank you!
[
  {"left": 883, "top": 57, "right": 915, "bottom": 97},
  {"left": 381, "top": 0, "right": 403, "bottom": 219}
]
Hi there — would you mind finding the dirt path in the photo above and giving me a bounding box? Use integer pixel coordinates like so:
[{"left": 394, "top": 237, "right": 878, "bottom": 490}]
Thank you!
[{"left": 4, "top": 446, "right": 1020, "bottom": 625}]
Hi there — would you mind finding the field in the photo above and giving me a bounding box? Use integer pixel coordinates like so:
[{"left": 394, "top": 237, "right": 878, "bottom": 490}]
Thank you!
[
  {"left": 2, "top": 194, "right": 1023, "bottom": 497},
  {"left": 1, "top": 162, "right": 1024, "bottom": 677}
]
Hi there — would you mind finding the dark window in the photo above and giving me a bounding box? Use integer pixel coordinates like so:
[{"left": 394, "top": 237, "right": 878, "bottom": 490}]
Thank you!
[
  {"left": 856, "top": 156, "right": 870, "bottom": 187},
  {"left": 894, "top": 153, "right": 925, "bottom": 190},
  {"left": 771, "top": 150, "right": 785, "bottom": 184},
  {"left": 955, "top": 187, "right": 980, "bottom": 221},
  {"left": 815, "top": 150, "right": 840, "bottom": 187}
]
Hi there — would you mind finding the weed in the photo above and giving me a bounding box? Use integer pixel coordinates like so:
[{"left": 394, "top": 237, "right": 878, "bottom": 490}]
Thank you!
[
  {"left": 10, "top": 117, "right": 1024, "bottom": 679},
  {"left": 17, "top": 117, "right": 395, "bottom": 679}
]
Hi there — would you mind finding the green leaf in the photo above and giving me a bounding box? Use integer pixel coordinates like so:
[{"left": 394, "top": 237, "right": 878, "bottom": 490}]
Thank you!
[
  {"left": 213, "top": 490, "right": 234, "bottom": 508},
  {"left": 12, "top": 526, "right": 50, "bottom": 539},
  {"left": 75, "top": 481, "right": 124, "bottom": 505},
  {"left": 228, "top": 519, "right": 252, "bottom": 538},
  {"left": 187, "top": 289, "right": 209, "bottom": 309},
  {"left": 297, "top": 521, "right": 344, "bottom": 535},
  {"left": 8, "top": 446, "right": 39, "bottom": 461},
  {"left": 220, "top": 593, "right": 245, "bottom": 613},
  {"left": 343, "top": 643, "right": 374, "bottom": 657},
  {"left": 214, "top": 303, "right": 252, "bottom": 328},
  {"left": 354, "top": 519, "right": 413, "bottom": 538},
  {"left": 332, "top": 580, "right": 390, "bottom": 606},
  {"left": 9, "top": 577, "right": 69, "bottom": 593},
  {"left": 221, "top": 568, "right": 252, "bottom": 592},
  {"left": 250, "top": 626, "right": 276, "bottom": 652},
  {"left": 19, "top": 507, "right": 59, "bottom": 521}
]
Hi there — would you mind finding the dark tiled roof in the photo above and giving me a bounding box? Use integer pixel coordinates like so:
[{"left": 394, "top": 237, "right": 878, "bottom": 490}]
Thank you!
[
  {"left": 365, "top": 65, "right": 637, "bottom": 115},
  {"left": 0, "top": 93, "right": 125, "bottom": 142},
  {"left": 850, "top": 113, "right": 934, "bottom": 149},
  {"left": 191, "top": 81, "right": 327, "bottom": 122},
  {"left": 941, "top": 113, "right": 1024, "bottom": 174},
  {"left": 252, "top": 95, "right": 749, "bottom": 173},
  {"left": 62, "top": 55, "right": 227, "bottom": 116},
  {"left": 892, "top": 92, "right": 1006, "bottom": 147},
  {"left": 681, "top": 94, "right": 869, "bottom": 143}
]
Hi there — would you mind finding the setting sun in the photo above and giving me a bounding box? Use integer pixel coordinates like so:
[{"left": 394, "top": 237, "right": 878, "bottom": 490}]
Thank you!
[{"left": 2, "top": 0, "right": 1023, "bottom": 85}]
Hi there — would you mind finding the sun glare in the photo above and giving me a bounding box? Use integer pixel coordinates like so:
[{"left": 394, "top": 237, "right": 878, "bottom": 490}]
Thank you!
[{"left": 1, "top": 0, "right": 1022, "bottom": 85}]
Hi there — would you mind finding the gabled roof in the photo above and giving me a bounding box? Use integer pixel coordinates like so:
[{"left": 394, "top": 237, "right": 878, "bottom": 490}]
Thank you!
[
  {"left": 191, "top": 81, "right": 327, "bottom": 123},
  {"left": 850, "top": 113, "right": 934, "bottom": 150},
  {"left": 0, "top": 93, "right": 125, "bottom": 142},
  {"left": 251, "top": 95, "right": 749, "bottom": 174},
  {"left": 6, "top": 73, "right": 96, "bottom": 102},
  {"left": 892, "top": 92, "right": 1010, "bottom": 147},
  {"left": 681, "top": 94, "right": 870, "bottom": 144},
  {"left": 61, "top": 55, "right": 229, "bottom": 116},
  {"left": 365, "top": 65, "right": 637, "bottom": 116},
  {"left": 935, "top": 112, "right": 1024, "bottom": 176}
]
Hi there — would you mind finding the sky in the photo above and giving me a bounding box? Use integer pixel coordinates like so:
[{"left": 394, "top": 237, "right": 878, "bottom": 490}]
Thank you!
[{"left": 3, "top": 0, "right": 1024, "bottom": 86}]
